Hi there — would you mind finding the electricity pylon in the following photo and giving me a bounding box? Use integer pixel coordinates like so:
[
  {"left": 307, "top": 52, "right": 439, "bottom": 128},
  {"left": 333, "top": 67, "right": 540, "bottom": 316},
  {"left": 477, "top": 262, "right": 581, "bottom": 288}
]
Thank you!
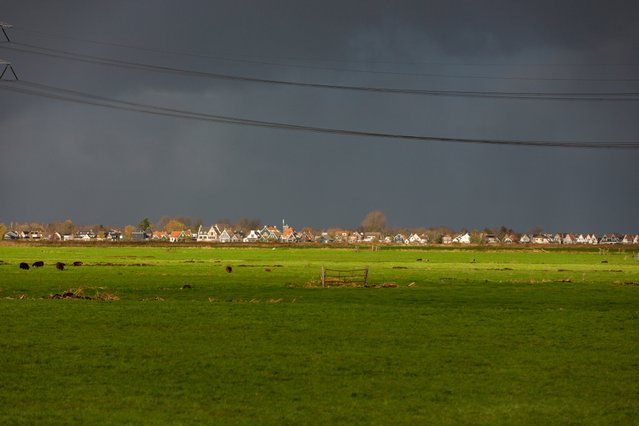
[
  {"left": 0, "top": 60, "right": 18, "bottom": 80},
  {"left": 0, "top": 22, "right": 12, "bottom": 42}
]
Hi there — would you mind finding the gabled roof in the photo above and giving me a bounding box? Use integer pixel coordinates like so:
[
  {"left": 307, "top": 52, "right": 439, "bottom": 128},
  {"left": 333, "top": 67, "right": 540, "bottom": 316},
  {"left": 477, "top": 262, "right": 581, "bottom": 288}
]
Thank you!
[
  {"left": 267, "top": 226, "right": 281, "bottom": 235},
  {"left": 282, "top": 227, "right": 296, "bottom": 237}
]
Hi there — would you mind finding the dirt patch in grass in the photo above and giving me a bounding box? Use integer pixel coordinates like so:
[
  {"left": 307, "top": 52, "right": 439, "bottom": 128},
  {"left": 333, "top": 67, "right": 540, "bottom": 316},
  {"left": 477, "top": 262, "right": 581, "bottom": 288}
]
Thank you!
[
  {"left": 47, "top": 288, "right": 119, "bottom": 301},
  {"left": 612, "top": 281, "right": 639, "bottom": 286},
  {"left": 373, "top": 282, "right": 399, "bottom": 288},
  {"left": 2, "top": 294, "right": 30, "bottom": 300},
  {"left": 236, "top": 264, "right": 284, "bottom": 268},
  {"left": 298, "top": 279, "right": 402, "bottom": 289},
  {"left": 207, "top": 297, "right": 297, "bottom": 304},
  {"left": 513, "top": 278, "right": 575, "bottom": 284}
]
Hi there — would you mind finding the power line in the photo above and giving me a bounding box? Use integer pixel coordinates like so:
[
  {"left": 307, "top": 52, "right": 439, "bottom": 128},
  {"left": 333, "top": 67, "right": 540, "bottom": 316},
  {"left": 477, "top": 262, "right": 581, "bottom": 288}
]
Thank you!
[
  {"left": 10, "top": 24, "right": 639, "bottom": 69},
  {"left": 8, "top": 25, "right": 639, "bottom": 83},
  {"left": 2, "top": 42, "right": 639, "bottom": 102},
  {"left": 1, "top": 79, "right": 638, "bottom": 150}
]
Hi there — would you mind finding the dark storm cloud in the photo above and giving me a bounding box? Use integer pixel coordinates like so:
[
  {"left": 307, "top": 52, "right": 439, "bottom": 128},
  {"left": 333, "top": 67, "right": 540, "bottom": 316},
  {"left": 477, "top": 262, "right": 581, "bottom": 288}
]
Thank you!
[{"left": 1, "top": 1, "right": 638, "bottom": 233}]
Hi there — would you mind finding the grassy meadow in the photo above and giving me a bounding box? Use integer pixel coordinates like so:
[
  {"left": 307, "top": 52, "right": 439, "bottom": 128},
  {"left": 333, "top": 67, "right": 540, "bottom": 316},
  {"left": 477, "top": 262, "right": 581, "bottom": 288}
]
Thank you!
[{"left": 1, "top": 243, "right": 638, "bottom": 424}]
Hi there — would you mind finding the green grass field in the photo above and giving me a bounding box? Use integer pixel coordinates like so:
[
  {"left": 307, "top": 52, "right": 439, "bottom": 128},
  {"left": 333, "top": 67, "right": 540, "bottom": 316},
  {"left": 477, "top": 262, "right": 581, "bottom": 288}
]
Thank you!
[{"left": 1, "top": 244, "right": 638, "bottom": 424}]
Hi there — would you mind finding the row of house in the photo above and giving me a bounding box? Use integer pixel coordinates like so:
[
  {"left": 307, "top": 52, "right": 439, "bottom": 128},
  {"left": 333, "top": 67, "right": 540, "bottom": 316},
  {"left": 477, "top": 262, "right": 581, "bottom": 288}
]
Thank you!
[
  {"left": 191, "top": 225, "right": 314, "bottom": 244},
  {"left": 4, "top": 227, "right": 639, "bottom": 245},
  {"left": 439, "top": 232, "right": 639, "bottom": 245},
  {"left": 3, "top": 230, "right": 122, "bottom": 241}
]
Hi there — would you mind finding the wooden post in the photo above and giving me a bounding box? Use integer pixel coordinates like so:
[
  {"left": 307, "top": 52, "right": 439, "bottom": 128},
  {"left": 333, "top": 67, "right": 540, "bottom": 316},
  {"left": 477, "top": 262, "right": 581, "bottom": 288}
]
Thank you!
[
  {"left": 363, "top": 266, "right": 368, "bottom": 285},
  {"left": 321, "top": 266, "right": 325, "bottom": 288}
]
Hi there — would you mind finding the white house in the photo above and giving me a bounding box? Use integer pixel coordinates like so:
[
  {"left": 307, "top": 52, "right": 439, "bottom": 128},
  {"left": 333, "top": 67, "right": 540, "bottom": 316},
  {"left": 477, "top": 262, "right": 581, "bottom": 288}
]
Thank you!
[
  {"left": 621, "top": 234, "right": 634, "bottom": 244},
  {"left": 218, "top": 229, "right": 232, "bottom": 243},
  {"left": 484, "top": 234, "right": 500, "bottom": 244},
  {"left": 599, "top": 234, "right": 621, "bottom": 244},
  {"left": 586, "top": 234, "right": 598, "bottom": 244},
  {"left": 532, "top": 234, "right": 549, "bottom": 244},
  {"left": 575, "top": 234, "right": 587, "bottom": 244},
  {"left": 408, "top": 233, "right": 428, "bottom": 245},
  {"left": 452, "top": 232, "right": 471, "bottom": 244},
  {"left": 197, "top": 225, "right": 221, "bottom": 242},
  {"left": 280, "top": 226, "right": 298, "bottom": 243},
  {"left": 519, "top": 234, "right": 531, "bottom": 244},
  {"left": 363, "top": 233, "right": 380, "bottom": 243},
  {"left": 502, "top": 234, "right": 516, "bottom": 244},
  {"left": 243, "top": 230, "right": 260, "bottom": 243},
  {"left": 562, "top": 234, "right": 575, "bottom": 244},
  {"left": 348, "top": 232, "right": 363, "bottom": 244},
  {"left": 393, "top": 234, "right": 408, "bottom": 244}
]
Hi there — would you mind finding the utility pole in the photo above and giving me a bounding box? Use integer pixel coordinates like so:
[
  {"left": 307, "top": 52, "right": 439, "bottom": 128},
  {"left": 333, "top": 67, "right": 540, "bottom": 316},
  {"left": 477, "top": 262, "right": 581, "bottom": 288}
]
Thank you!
[
  {"left": 0, "top": 60, "right": 18, "bottom": 80},
  {"left": 0, "top": 22, "right": 12, "bottom": 42}
]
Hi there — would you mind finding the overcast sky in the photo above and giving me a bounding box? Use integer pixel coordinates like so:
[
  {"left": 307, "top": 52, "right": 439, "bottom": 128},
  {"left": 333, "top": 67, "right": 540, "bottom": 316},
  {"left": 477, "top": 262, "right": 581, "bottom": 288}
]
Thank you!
[{"left": 1, "top": 1, "right": 638, "bottom": 233}]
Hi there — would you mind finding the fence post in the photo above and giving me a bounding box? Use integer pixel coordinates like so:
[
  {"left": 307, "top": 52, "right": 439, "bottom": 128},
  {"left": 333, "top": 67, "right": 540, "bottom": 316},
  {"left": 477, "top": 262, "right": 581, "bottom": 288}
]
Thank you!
[
  {"left": 363, "top": 266, "right": 368, "bottom": 285},
  {"left": 321, "top": 266, "right": 325, "bottom": 288}
]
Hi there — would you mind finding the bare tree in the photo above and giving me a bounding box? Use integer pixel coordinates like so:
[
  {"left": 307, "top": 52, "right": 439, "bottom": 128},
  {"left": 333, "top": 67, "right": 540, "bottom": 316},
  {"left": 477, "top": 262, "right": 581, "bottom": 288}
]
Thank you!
[
  {"left": 360, "top": 210, "right": 387, "bottom": 232},
  {"left": 237, "top": 218, "right": 261, "bottom": 232},
  {"left": 123, "top": 225, "right": 135, "bottom": 240},
  {"left": 216, "top": 218, "right": 233, "bottom": 230}
]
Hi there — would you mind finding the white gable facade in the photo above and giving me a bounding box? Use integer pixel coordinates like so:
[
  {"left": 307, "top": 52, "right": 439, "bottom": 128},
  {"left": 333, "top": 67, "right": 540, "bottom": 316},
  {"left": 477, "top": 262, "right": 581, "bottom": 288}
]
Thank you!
[
  {"left": 452, "top": 232, "right": 471, "bottom": 244},
  {"left": 408, "top": 234, "right": 428, "bottom": 245},
  {"left": 519, "top": 234, "right": 531, "bottom": 244},
  {"left": 197, "top": 225, "right": 220, "bottom": 242},
  {"left": 532, "top": 235, "right": 549, "bottom": 244},
  {"left": 243, "top": 230, "right": 260, "bottom": 243},
  {"left": 219, "top": 229, "right": 232, "bottom": 243}
]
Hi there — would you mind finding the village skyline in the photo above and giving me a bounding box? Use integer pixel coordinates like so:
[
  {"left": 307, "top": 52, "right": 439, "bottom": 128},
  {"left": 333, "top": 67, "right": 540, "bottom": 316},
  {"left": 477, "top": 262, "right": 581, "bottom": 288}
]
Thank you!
[{"left": 2, "top": 211, "right": 637, "bottom": 245}]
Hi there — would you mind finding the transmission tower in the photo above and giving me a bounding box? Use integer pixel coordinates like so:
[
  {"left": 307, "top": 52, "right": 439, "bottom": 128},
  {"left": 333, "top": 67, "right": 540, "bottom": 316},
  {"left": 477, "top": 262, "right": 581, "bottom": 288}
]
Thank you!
[
  {"left": 0, "top": 60, "right": 18, "bottom": 80},
  {"left": 0, "top": 22, "right": 12, "bottom": 42}
]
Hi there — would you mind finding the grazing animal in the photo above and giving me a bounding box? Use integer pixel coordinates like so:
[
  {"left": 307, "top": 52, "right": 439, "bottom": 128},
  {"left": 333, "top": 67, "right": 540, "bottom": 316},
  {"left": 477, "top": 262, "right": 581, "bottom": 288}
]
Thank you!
[
  {"left": 56, "top": 262, "right": 66, "bottom": 271},
  {"left": 182, "top": 284, "right": 192, "bottom": 289},
  {"left": 416, "top": 258, "right": 422, "bottom": 262},
  {"left": 32, "top": 261, "right": 44, "bottom": 267},
  {"left": 19, "top": 262, "right": 30, "bottom": 270},
  {"left": 225, "top": 265, "right": 233, "bottom": 273},
  {"left": 264, "top": 268, "right": 271, "bottom": 272},
  {"left": 73, "top": 261, "right": 83, "bottom": 266}
]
